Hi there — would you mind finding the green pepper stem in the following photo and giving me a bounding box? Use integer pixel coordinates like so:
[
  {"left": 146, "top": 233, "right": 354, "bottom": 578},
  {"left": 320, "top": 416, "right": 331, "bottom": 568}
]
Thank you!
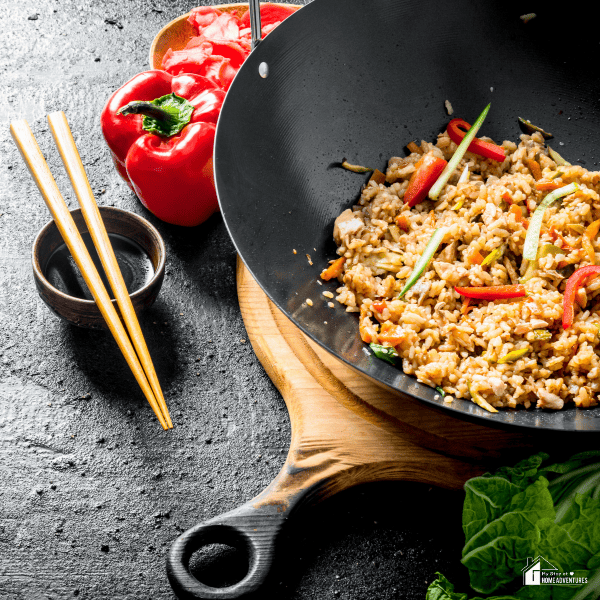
[{"left": 117, "top": 101, "right": 176, "bottom": 125}]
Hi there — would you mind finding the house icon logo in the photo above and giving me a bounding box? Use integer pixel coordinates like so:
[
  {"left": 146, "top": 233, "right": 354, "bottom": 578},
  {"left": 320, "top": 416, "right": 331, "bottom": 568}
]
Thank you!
[{"left": 522, "top": 556, "right": 559, "bottom": 585}]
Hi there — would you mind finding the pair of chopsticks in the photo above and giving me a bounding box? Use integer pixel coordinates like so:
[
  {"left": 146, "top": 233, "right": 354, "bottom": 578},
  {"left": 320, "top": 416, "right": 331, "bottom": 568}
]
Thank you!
[{"left": 10, "top": 113, "right": 173, "bottom": 430}]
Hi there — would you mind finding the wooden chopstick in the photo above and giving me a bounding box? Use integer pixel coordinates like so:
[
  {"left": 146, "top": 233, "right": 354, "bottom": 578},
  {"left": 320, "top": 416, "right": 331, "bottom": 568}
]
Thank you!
[
  {"left": 10, "top": 119, "right": 169, "bottom": 431},
  {"left": 47, "top": 111, "right": 173, "bottom": 429}
]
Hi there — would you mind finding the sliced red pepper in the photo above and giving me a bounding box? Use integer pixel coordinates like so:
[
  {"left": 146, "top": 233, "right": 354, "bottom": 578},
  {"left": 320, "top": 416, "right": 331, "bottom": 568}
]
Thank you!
[
  {"left": 404, "top": 154, "right": 447, "bottom": 207},
  {"left": 454, "top": 285, "right": 527, "bottom": 300},
  {"left": 563, "top": 265, "right": 600, "bottom": 329},
  {"left": 447, "top": 119, "right": 506, "bottom": 162}
]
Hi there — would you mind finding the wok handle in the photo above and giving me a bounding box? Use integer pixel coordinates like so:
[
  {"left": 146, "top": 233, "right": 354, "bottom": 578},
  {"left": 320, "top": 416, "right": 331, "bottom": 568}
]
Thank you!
[{"left": 249, "top": 0, "right": 262, "bottom": 49}]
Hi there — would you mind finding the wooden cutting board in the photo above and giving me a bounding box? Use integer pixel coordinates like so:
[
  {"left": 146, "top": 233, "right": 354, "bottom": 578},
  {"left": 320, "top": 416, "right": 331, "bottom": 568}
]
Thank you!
[
  {"left": 167, "top": 258, "right": 541, "bottom": 600},
  {"left": 235, "top": 256, "right": 540, "bottom": 491}
]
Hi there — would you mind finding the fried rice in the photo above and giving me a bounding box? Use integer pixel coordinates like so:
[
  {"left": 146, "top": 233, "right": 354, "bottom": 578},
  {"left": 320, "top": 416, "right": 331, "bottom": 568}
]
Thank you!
[{"left": 329, "top": 128, "right": 600, "bottom": 411}]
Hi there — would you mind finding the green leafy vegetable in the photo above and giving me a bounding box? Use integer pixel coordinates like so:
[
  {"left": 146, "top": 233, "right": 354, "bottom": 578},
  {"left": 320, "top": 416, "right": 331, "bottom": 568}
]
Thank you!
[
  {"left": 369, "top": 343, "right": 398, "bottom": 365},
  {"left": 426, "top": 451, "right": 600, "bottom": 600}
]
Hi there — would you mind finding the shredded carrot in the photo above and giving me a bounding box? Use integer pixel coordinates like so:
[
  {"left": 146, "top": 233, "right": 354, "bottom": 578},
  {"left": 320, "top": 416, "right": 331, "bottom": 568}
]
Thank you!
[
  {"left": 526, "top": 158, "right": 543, "bottom": 181},
  {"left": 461, "top": 297, "right": 472, "bottom": 315},
  {"left": 550, "top": 227, "right": 574, "bottom": 250},
  {"left": 586, "top": 219, "right": 600, "bottom": 240},
  {"left": 508, "top": 204, "right": 529, "bottom": 229},
  {"left": 320, "top": 257, "right": 345, "bottom": 280},
  {"left": 406, "top": 141, "right": 422, "bottom": 154},
  {"left": 396, "top": 214, "right": 410, "bottom": 232},
  {"left": 372, "top": 301, "right": 387, "bottom": 313},
  {"left": 501, "top": 191, "right": 513, "bottom": 205},
  {"left": 378, "top": 322, "right": 405, "bottom": 346},
  {"left": 369, "top": 169, "right": 386, "bottom": 185},
  {"left": 536, "top": 181, "right": 561, "bottom": 192},
  {"left": 583, "top": 236, "right": 596, "bottom": 265},
  {"left": 467, "top": 249, "right": 484, "bottom": 265}
]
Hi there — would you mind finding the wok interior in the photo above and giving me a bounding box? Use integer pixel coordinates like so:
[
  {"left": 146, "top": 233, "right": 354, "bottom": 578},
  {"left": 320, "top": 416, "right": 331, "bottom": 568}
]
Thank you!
[{"left": 214, "top": 0, "right": 600, "bottom": 431}]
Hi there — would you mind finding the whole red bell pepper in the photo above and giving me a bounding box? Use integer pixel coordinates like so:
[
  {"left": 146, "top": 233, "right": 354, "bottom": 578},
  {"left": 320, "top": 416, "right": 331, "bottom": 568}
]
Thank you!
[
  {"left": 447, "top": 118, "right": 506, "bottom": 162},
  {"left": 101, "top": 70, "right": 225, "bottom": 227},
  {"left": 563, "top": 265, "right": 600, "bottom": 329},
  {"left": 404, "top": 154, "right": 447, "bottom": 207}
]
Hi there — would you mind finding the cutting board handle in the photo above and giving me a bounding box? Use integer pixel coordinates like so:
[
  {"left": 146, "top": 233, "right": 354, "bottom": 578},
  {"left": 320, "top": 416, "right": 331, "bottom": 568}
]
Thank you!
[{"left": 166, "top": 467, "right": 318, "bottom": 599}]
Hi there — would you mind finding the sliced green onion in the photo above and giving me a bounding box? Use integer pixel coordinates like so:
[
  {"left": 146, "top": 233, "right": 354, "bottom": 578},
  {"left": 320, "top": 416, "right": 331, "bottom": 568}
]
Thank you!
[
  {"left": 548, "top": 146, "right": 571, "bottom": 166},
  {"left": 429, "top": 104, "right": 491, "bottom": 201},
  {"left": 481, "top": 246, "right": 504, "bottom": 267},
  {"left": 451, "top": 198, "right": 465, "bottom": 211},
  {"left": 534, "top": 329, "right": 552, "bottom": 341},
  {"left": 523, "top": 182, "right": 579, "bottom": 260},
  {"left": 497, "top": 347, "right": 530, "bottom": 364},
  {"left": 549, "top": 170, "right": 565, "bottom": 180},
  {"left": 467, "top": 381, "right": 498, "bottom": 413},
  {"left": 341, "top": 159, "right": 372, "bottom": 173},
  {"left": 369, "top": 343, "right": 399, "bottom": 365},
  {"left": 458, "top": 164, "right": 470, "bottom": 184},
  {"left": 520, "top": 12, "right": 536, "bottom": 23},
  {"left": 398, "top": 227, "right": 447, "bottom": 298},
  {"left": 519, "top": 244, "right": 562, "bottom": 283},
  {"left": 435, "top": 386, "right": 446, "bottom": 397},
  {"left": 518, "top": 117, "right": 553, "bottom": 139}
]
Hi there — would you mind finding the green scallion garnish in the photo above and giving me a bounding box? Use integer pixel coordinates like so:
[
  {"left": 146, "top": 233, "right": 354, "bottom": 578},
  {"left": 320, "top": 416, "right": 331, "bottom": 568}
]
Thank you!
[
  {"left": 481, "top": 246, "right": 504, "bottom": 267},
  {"left": 523, "top": 182, "right": 579, "bottom": 260},
  {"left": 548, "top": 146, "right": 571, "bottom": 167},
  {"left": 497, "top": 347, "right": 530, "bottom": 364},
  {"left": 429, "top": 104, "right": 491, "bottom": 201},
  {"left": 341, "top": 159, "right": 372, "bottom": 173},
  {"left": 435, "top": 386, "right": 446, "bottom": 397},
  {"left": 398, "top": 227, "right": 447, "bottom": 298}
]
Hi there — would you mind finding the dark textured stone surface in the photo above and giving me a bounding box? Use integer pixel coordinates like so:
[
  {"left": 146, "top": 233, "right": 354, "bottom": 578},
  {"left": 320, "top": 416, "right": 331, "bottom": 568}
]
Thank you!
[{"left": 0, "top": 1, "right": 464, "bottom": 598}]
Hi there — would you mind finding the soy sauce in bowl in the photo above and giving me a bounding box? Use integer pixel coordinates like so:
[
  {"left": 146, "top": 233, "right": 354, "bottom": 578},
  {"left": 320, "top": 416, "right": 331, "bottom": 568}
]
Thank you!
[
  {"left": 45, "top": 232, "right": 154, "bottom": 300},
  {"left": 32, "top": 206, "right": 166, "bottom": 329}
]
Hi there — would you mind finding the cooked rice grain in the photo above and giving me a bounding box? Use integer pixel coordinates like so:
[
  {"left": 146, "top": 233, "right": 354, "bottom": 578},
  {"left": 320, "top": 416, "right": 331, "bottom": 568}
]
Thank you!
[{"left": 331, "top": 129, "right": 600, "bottom": 411}]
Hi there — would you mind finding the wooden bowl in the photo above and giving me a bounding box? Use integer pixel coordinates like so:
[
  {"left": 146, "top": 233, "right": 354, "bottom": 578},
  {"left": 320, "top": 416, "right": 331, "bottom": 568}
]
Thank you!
[
  {"left": 32, "top": 207, "right": 165, "bottom": 329},
  {"left": 149, "top": 3, "right": 301, "bottom": 70}
]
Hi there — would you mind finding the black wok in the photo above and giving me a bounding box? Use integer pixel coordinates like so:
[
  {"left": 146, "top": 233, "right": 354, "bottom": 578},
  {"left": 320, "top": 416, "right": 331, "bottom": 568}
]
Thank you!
[
  {"left": 214, "top": 0, "right": 600, "bottom": 433},
  {"left": 166, "top": 1, "right": 600, "bottom": 598}
]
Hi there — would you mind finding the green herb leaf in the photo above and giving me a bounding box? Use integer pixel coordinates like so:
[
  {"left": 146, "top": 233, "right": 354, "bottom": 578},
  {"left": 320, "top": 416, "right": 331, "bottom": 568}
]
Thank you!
[{"left": 369, "top": 343, "right": 399, "bottom": 365}]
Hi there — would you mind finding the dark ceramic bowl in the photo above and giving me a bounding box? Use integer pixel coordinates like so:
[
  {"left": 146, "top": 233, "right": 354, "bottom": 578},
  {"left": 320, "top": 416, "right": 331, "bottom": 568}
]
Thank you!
[{"left": 32, "top": 207, "right": 165, "bottom": 329}]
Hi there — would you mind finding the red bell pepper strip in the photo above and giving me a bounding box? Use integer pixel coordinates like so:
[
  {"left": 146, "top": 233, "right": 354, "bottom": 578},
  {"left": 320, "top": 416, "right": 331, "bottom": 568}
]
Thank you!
[
  {"left": 454, "top": 285, "right": 527, "bottom": 300},
  {"left": 562, "top": 265, "right": 600, "bottom": 329},
  {"left": 404, "top": 154, "right": 447, "bottom": 207},
  {"left": 100, "top": 71, "right": 225, "bottom": 227},
  {"left": 447, "top": 118, "right": 506, "bottom": 162}
]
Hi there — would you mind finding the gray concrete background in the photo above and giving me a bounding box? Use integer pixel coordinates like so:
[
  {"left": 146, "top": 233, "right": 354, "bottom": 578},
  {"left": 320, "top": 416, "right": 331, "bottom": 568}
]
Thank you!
[{"left": 0, "top": 1, "right": 465, "bottom": 598}]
